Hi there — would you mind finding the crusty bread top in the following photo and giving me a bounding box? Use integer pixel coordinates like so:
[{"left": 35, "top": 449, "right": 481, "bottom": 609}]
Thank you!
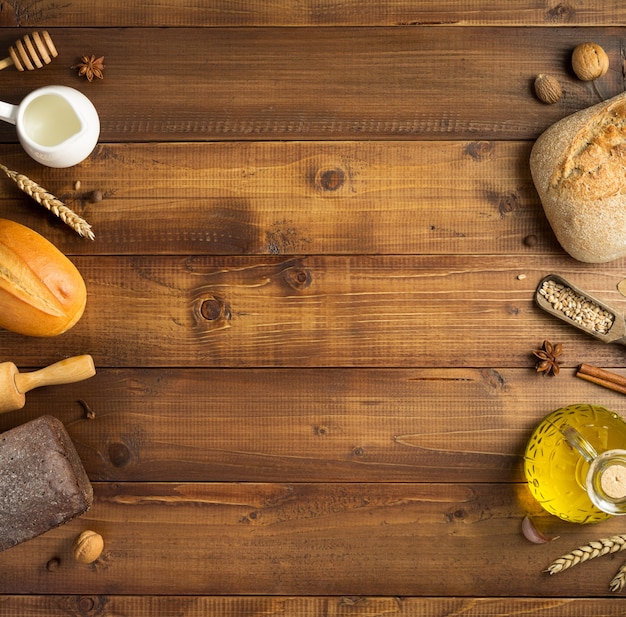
[
  {"left": 530, "top": 91, "right": 626, "bottom": 263},
  {"left": 551, "top": 98, "right": 626, "bottom": 201},
  {"left": 0, "top": 219, "right": 86, "bottom": 336}
]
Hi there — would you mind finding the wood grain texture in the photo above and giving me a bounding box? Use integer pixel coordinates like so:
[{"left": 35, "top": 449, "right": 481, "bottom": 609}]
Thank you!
[
  {"left": 0, "top": 1, "right": 624, "bottom": 612},
  {"left": 3, "top": 0, "right": 626, "bottom": 27},
  {"left": 0, "top": 481, "right": 624, "bottom": 597},
  {"left": 0, "top": 28, "right": 620, "bottom": 142},
  {"left": 0, "top": 367, "right": 623, "bottom": 483},
  {"left": 0, "top": 141, "right": 558, "bottom": 257},
  {"left": 3, "top": 596, "right": 626, "bottom": 617},
  {"left": 2, "top": 255, "right": 626, "bottom": 368}
]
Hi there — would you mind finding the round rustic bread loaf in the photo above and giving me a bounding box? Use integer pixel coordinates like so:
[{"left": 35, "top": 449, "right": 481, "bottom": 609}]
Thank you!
[
  {"left": 0, "top": 219, "right": 86, "bottom": 336},
  {"left": 530, "top": 91, "right": 626, "bottom": 263}
]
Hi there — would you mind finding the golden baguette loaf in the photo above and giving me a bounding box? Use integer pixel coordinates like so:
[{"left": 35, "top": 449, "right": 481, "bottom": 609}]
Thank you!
[
  {"left": 530, "top": 91, "right": 626, "bottom": 263},
  {"left": 0, "top": 219, "right": 86, "bottom": 336}
]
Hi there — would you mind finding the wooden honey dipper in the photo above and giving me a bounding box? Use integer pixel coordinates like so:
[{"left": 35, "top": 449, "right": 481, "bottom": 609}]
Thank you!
[
  {"left": 0, "top": 31, "right": 58, "bottom": 72},
  {"left": 0, "top": 355, "right": 95, "bottom": 413}
]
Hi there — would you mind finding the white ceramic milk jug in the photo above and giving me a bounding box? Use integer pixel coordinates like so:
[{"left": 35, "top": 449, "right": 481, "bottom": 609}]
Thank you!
[{"left": 0, "top": 85, "right": 100, "bottom": 168}]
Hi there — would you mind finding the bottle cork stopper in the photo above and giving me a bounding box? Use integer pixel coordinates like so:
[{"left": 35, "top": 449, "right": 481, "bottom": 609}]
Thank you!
[{"left": 600, "top": 463, "right": 626, "bottom": 499}]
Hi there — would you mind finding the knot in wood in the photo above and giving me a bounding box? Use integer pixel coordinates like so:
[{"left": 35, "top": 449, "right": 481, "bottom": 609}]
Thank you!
[
  {"left": 200, "top": 297, "right": 225, "bottom": 321},
  {"left": 284, "top": 267, "right": 312, "bottom": 290},
  {"left": 465, "top": 141, "right": 494, "bottom": 162},
  {"left": 545, "top": 2, "right": 575, "bottom": 22},
  {"left": 78, "top": 596, "right": 95, "bottom": 613},
  {"left": 108, "top": 442, "right": 131, "bottom": 467},
  {"left": 497, "top": 191, "right": 520, "bottom": 216},
  {"left": 315, "top": 167, "right": 346, "bottom": 192}
]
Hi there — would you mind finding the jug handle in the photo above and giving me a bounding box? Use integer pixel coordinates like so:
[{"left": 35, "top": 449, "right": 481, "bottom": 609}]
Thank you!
[
  {"left": 0, "top": 101, "right": 18, "bottom": 125},
  {"left": 561, "top": 425, "right": 598, "bottom": 462}
]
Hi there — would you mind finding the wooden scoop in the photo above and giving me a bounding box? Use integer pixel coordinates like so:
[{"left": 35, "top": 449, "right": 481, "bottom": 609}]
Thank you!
[
  {"left": 0, "top": 355, "right": 95, "bottom": 413},
  {"left": 0, "top": 31, "right": 58, "bottom": 72},
  {"left": 535, "top": 274, "right": 626, "bottom": 345}
]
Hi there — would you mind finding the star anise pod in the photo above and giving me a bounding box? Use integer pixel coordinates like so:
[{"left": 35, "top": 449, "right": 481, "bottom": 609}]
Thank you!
[
  {"left": 533, "top": 340, "right": 562, "bottom": 376},
  {"left": 72, "top": 55, "right": 105, "bottom": 82}
]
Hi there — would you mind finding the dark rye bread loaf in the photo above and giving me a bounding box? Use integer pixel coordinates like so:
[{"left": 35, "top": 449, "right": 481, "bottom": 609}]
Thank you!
[
  {"left": 0, "top": 415, "right": 93, "bottom": 552},
  {"left": 530, "top": 91, "right": 626, "bottom": 263}
]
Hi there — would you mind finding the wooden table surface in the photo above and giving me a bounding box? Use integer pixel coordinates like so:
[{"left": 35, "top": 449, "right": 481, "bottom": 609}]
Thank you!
[{"left": 3, "top": 2, "right": 626, "bottom": 615}]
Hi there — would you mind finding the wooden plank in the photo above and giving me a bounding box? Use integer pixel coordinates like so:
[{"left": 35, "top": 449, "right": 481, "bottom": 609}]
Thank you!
[
  {"left": 1, "top": 595, "right": 626, "bottom": 617},
  {"left": 0, "top": 4, "right": 623, "bottom": 610},
  {"left": 1, "top": 367, "right": 623, "bottom": 483},
  {"left": 0, "top": 28, "right": 620, "bottom": 142},
  {"left": 0, "top": 141, "right": 558, "bottom": 257},
  {"left": 2, "top": 255, "right": 625, "bottom": 368},
  {"left": 6, "top": 0, "right": 626, "bottom": 27},
  {"left": 0, "top": 481, "right": 624, "bottom": 596}
]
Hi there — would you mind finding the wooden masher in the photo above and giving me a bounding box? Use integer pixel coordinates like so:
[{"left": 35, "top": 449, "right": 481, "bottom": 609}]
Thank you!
[
  {"left": 0, "top": 355, "right": 95, "bottom": 413},
  {"left": 0, "top": 31, "right": 58, "bottom": 72}
]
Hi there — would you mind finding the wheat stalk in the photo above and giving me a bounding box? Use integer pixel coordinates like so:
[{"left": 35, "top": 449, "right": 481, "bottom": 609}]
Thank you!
[
  {"left": 0, "top": 164, "right": 95, "bottom": 240},
  {"left": 546, "top": 534, "right": 626, "bottom": 575}
]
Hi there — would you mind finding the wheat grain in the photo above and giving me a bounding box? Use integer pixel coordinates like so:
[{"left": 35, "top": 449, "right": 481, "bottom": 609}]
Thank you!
[
  {"left": 0, "top": 164, "right": 95, "bottom": 240},
  {"left": 546, "top": 534, "right": 626, "bottom": 575},
  {"left": 610, "top": 560, "right": 626, "bottom": 592},
  {"left": 539, "top": 278, "right": 614, "bottom": 334}
]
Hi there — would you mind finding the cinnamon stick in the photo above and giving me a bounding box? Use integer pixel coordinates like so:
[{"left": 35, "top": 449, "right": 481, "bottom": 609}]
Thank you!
[{"left": 576, "top": 364, "right": 626, "bottom": 396}]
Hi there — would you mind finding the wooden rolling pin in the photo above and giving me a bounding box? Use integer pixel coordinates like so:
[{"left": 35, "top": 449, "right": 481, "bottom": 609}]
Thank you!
[
  {"left": 0, "top": 31, "right": 58, "bottom": 72},
  {"left": 0, "top": 355, "right": 95, "bottom": 413}
]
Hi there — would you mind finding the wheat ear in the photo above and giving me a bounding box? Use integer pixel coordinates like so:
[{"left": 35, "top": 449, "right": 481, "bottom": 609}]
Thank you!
[
  {"left": 0, "top": 164, "right": 95, "bottom": 240},
  {"left": 610, "top": 561, "right": 626, "bottom": 593},
  {"left": 546, "top": 534, "right": 626, "bottom": 575}
]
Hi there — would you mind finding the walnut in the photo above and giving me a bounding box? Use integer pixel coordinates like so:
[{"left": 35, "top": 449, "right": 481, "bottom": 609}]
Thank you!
[
  {"left": 72, "top": 530, "right": 104, "bottom": 564},
  {"left": 572, "top": 42, "right": 609, "bottom": 81}
]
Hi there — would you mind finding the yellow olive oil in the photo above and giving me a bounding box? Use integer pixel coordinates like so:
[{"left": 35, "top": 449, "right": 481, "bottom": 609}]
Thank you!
[{"left": 524, "top": 404, "right": 626, "bottom": 523}]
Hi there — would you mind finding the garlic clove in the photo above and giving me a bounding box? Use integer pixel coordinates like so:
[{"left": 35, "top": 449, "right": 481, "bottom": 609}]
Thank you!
[{"left": 521, "top": 515, "right": 559, "bottom": 544}]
